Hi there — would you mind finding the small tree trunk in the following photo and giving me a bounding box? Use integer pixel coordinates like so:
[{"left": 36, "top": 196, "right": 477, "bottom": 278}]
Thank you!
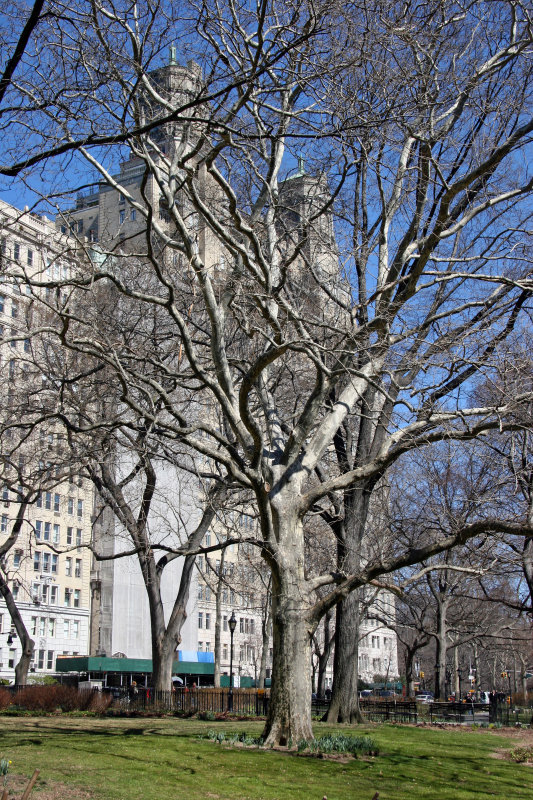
[
  {"left": 14, "top": 631, "right": 34, "bottom": 686},
  {"left": 435, "top": 599, "right": 448, "bottom": 699},
  {"left": 258, "top": 607, "right": 271, "bottom": 689},
  {"left": 0, "top": 577, "right": 34, "bottom": 685},
  {"left": 316, "top": 609, "right": 334, "bottom": 698},
  {"left": 213, "top": 550, "right": 225, "bottom": 687}
]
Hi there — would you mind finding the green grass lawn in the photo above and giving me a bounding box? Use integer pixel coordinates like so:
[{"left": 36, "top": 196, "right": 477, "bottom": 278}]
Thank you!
[{"left": 0, "top": 716, "right": 531, "bottom": 800}]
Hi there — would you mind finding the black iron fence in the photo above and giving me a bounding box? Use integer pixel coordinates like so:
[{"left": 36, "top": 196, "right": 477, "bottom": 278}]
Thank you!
[
  {"left": 360, "top": 700, "right": 418, "bottom": 723},
  {"left": 113, "top": 687, "right": 270, "bottom": 716},
  {"left": 429, "top": 701, "right": 488, "bottom": 723}
]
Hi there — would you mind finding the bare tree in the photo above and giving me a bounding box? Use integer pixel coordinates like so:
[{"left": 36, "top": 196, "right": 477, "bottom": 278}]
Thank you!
[{"left": 1, "top": 0, "right": 533, "bottom": 744}]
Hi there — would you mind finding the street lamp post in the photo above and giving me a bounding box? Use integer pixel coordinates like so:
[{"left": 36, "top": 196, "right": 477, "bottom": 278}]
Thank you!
[
  {"left": 6, "top": 627, "right": 17, "bottom": 646},
  {"left": 228, "top": 611, "right": 237, "bottom": 712}
]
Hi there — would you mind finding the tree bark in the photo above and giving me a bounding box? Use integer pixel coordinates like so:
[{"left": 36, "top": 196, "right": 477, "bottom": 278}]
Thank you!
[
  {"left": 262, "top": 595, "right": 314, "bottom": 746},
  {"left": 0, "top": 575, "right": 34, "bottom": 686},
  {"left": 326, "top": 487, "right": 368, "bottom": 723},
  {"left": 435, "top": 598, "right": 449, "bottom": 700},
  {"left": 258, "top": 606, "right": 271, "bottom": 690},
  {"left": 262, "top": 509, "right": 314, "bottom": 746}
]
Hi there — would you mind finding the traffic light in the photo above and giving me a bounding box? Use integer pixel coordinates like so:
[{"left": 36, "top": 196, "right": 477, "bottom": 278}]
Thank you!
[
  {"left": 420, "top": 671, "right": 425, "bottom": 678},
  {"left": 501, "top": 671, "right": 507, "bottom": 678}
]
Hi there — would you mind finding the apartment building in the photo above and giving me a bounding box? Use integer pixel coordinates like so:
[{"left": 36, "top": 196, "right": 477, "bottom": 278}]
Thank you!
[{"left": 0, "top": 200, "right": 93, "bottom": 681}]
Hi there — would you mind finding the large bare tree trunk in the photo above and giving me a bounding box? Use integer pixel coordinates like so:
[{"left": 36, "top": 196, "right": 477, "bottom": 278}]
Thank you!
[
  {"left": 326, "top": 488, "right": 368, "bottom": 723},
  {"left": 262, "top": 510, "right": 314, "bottom": 746},
  {"left": 263, "top": 596, "right": 314, "bottom": 745},
  {"left": 435, "top": 598, "right": 449, "bottom": 699}
]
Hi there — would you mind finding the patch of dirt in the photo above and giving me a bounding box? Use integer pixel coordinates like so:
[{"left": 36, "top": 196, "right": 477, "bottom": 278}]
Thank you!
[{"left": 4, "top": 773, "right": 93, "bottom": 800}]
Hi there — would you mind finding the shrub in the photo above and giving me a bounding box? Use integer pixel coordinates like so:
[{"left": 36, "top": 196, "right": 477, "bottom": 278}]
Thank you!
[
  {"left": 510, "top": 746, "right": 533, "bottom": 763},
  {"left": 6, "top": 686, "right": 113, "bottom": 713},
  {"left": 0, "top": 689, "right": 12, "bottom": 711}
]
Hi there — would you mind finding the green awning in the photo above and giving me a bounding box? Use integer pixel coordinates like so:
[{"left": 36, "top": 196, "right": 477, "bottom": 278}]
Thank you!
[{"left": 56, "top": 656, "right": 214, "bottom": 676}]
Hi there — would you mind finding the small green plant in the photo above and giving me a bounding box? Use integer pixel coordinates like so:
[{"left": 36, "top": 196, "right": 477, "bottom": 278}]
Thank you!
[
  {"left": 198, "top": 710, "right": 216, "bottom": 721},
  {"left": 296, "top": 734, "right": 377, "bottom": 757},
  {"left": 510, "top": 746, "right": 533, "bottom": 764},
  {"left": 0, "top": 757, "right": 12, "bottom": 788}
]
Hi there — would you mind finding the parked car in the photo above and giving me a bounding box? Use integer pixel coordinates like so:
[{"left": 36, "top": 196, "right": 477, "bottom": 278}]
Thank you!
[
  {"left": 415, "top": 693, "right": 434, "bottom": 704},
  {"left": 359, "top": 689, "right": 373, "bottom": 698}
]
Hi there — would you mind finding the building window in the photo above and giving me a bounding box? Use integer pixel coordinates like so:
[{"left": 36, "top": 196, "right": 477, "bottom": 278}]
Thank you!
[
  {"left": 371, "top": 636, "right": 380, "bottom": 649},
  {"left": 44, "top": 522, "right": 51, "bottom": 541},
  {"left": 42, "top": 552, "right": 50, "bottom": 572},
  {"left": 11, "top": 300, "right": 18, "bottom": 319},
  {"left": 205, "top": 613, "right": 210, "bottom": 630},
  {"left": 240, "top": 617, "right": 244, "bottom": 634},
  {"left": 77, "top": 499, "right": 83, "bottom": 519},
  {"left": 37, "top": 649, "right": 45, "bottom": 670},
  {"left": 0, "top": 294, "right": 4, "bottom": 313},
  {"left": 205, "top": 641, "right": 211, "bottom": 652},
  {"left": 64, "top": 588, "right": 72, "bottom": 607},
  {"left": 198, "top": 641, "right": 203, "bottom": 651},
  {"left": 222, "top": 644, "right": 228, "bottom": 660},
  {"left": 0, "top": 514, "right": 7, "bottom": 533},
  {"left": 66, "top": 527, "right": 73, "bottom": 545},
  {"left": 47, "top": 650, "right": 54, "bottom": 670},
  {"left": 119, "top": 210, "right": 125, "bottom": 224},
  {"left": 50, "top": 585, "right": 58, "bottom": 604},
  {"left": 48, "top": 618, "right": 55, "bottom": 637},
  {"left": 51, "top": 554, "right": 58, "bottom": 574},
  {"left": 68, "top": 497, "right": 74, "bottom": 515},
  {"left": 31, "top": 617, "right": 37, "bottom": 635},
  {"left": 13, "top": 549, "right": 22, "bottom": 568},
  {"left": 35, "top": 520, "right": 42, "bottom": 539},
  {"left": 130, "top": 209, "right": 136, "bottom": 221},
  {"left": 64, "top": 619, "right": 70, "bottom": 637},
  {"left": 54, "top": 493, "right": 60, "bottom": 512},
  {"left": 34, "top": 551, "right": 41, "bottom": 571},
  {"left": 73, "top": 620, "right": 79, "bottom": 638},
  {"left": 205, "top": 532, "right": 211, "bottom": 547},
  {"left": 27, "top": 249, "right": 33, "bottom": 266},
  {"left": 13, "top": 243, "right": 20, "bottom": 262},
  {"left": 53, "top": 524, "right": 60, "bottom": 544},
  {"left": 223, "top": 615, "right": 228, "bottom": 632},
  {"left": 76, "top": 528, "right": 82, "bottom": 548},
  {"left": 24, "top": 338, "right": 30, "bottom": 353},
  {"left": 197, "top": 584, "right": 203, "bottom": 600},
  {"left": 2, "top": 486, "right": 9, "bottom": 506},
  {"left": 65, "top": 558, "right": 72, "bottom": 577},
  {"left": 39, "top": 617, "right": 46, "bottom": 636},
  {"left": 75, "top": 559, "right": 81, "bottom": 578},
  {"left": 205, "top": 586, "right": 211, "bottom": 602},
  {"left": 44, "top": 492, "right": 51, "bottom": 510},
  {"left": 36, "top": 493, "right": 42, "bottom": 509},
  {"left": 73, "top": 589, "right": 80, "bottom": 608},
  {"left": 198, "top": 612, "right": 203, "bottom": 629}
]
